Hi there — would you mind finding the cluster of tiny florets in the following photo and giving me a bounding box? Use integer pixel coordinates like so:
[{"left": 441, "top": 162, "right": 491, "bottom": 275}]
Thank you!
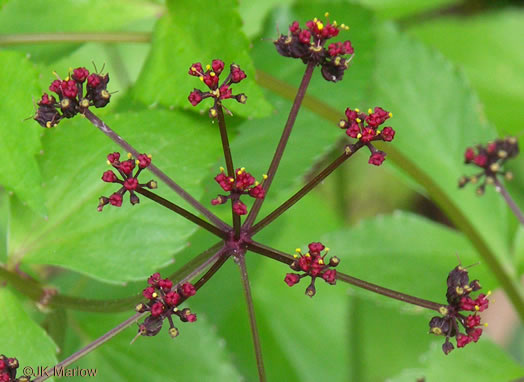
[
  {"left": 34, "top": 67, "right": 110, "bottom": 128},
  {"left": 188, "top": 59, "right": 247, "bottom": 118},
  {"left": 429, "top": 265, "right": 490, "bottom": 354},
  {"left": 284, "top": 242, "right": 340, "bottom": 297},
  {"left": 274, "top": 13, "right": 354, "bottom": 82},
  {"left": 459, "top": 137, "right": 519, "bottom": 195},
  {"left": 98, "top": 152, "right": 157, "bottom": 211},
  {"left": 212, "top": 167, "right": 267, "bottom": 215},
  {"left": 338, "top": 107, "right": 394, "bottom": 166},
  {"left": 135, "top": 273, "right": 197, "bottom": 339},
  {"left": 0, "top": 355, "right": 30, "bottom": 382}
]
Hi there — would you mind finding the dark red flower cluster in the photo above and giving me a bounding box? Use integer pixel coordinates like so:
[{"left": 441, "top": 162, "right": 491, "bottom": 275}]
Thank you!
[
  {"left": 187, "top": 59, "right": 247, "bottom": 118},
  {"left": 34, "top": 67, "right": 111, "bottom": 128},
  {"left": 97, "top": 152, "right": 157, "bottom": 211},
  {"left": 284, "top": 242, "right": 340, "bottom": 297},
  {"left": 274, "top": 13, "right": 354, "bottom": 82},
  {"left": 136, "top": 273, "right": 198, "bottom": 339},
  {"left": 459, "top": 137, "right": 519, "bottom": 195},
  {"left": 338, "top": 106, "right": 395, "bottom": 166},
  {"left": 0, "top": 355, "right": 30, "bottom": 382},
  {"left": 211, "top": 167, "right": 267, "bottom": 216},
  {"left": 429, "top": 265, "right": 490, "bottom": 354}
]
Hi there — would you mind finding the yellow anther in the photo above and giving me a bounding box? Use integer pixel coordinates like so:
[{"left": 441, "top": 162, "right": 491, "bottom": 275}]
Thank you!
[
  {"left": 263, "top": 174, "right": 268, "bottom": 180},
  {"left": 152, "top": 292, "right": 158, "bottom": 298},
  {"left": 357, "top": 133, "right": 362, "bottom": 139},
  {"left": 333, "top": 21, "right": 338, "bottom": 27},
  {"left": 388, "top": 112, "right": 393, "bottom": 118},
  {"left": 376, "top": 130, "right": 381, "bottom": 135},
  {"left": 470, "top": 176, "right": 478, "bottom": 184},
  {"left": 106, "top": 160, "right": 111, "bottom": 165},
  {"left": 228, "top": 177, "right": 234, "bottom": 182},
  {"left": 148, "top": 154, "right": 152, "bottom": 159},
  {"left": 313, "top": 17, "right": 318, "bottom": 22},
  {"left": 295, "top": 248, "right": 301, "bottom": 253},
  {"left": 255, "top": 181, "right": 259, "bottom": 186},
  {"left": 205, "top": 64, "right": 211, "bottom": 70},
  {"left": 219, "top": 166, "right": 225, "bottom": 172},
  {"left": 305, "top": 253, "right": 311, "bottom": 257},
  {"left": 324, "top": 12, "right": 329, "bottom": 17},
  {"left": 487, "top": 290, "right": 492, "bottom": 296},
  {"left": 199, "top": 76, "right": 204, "bottom": 82},
  {"left": 46, "top": 121, "right": 52, "bottom": 128},
  {"left": 210, "top": 72, "right": 216, "bottom": 77},
  {"left": 316, "top": 21, "right": 324, "bottom": 30},
  {"left": 484, "top": 323, "right": 488, "bottom": 327},
  {"left": 498, "top": 150, "right": 508, "bottom": 158},
  {"left": 345, "top": 146, "right": 352, "bottom": 155},
  {"left": 368, "top": 108, "right": 373, "bottom": 114},
  {"left": 173, "top": 307, "right": 178, "bottom": 312},
  {"left": 356, "top": 118, "right": 361, "bottom": 123},
  {"left": 210, "top": 108, "right": 217, "bottom": 117},
  {"left": 456, "top": 286, "right": 464, "bottom": 295},
  {"left": 127, "top": 153, "right": 132, "bottom": 159},
  {"left": 318, "top": 259, "right": 324, "bottom": 265},
  {"left": 439, "top": 306, "right": 448, "bottom": 316},
  {"left": 237, "top": 170, "right": 242, "bottom": 175},
  {"left": 191, "top": 66, "right": 197, "bottom": 72},
  {"left": 241, "top": 167, "right": 245, "bottom": 172},
  {"left": 135, "top": 160, "right": 140, "bottom": 165},
  {"left": 475, "top": 306, "right": 480, "bottom": 311},
  {"left": 490, "top": 163, "right": 500, "bottom": 172},
  {"left": 325, "top": 247, "right": 330, "bottom": 252},
  {"left": 293, "top": 254, "right": 299, "bottom": 258},
  {"left": 65, "top": 76, "right": 70, "bottom": 81},
  {"left": 431, "top": 327, "right": 442, "bottom": 335},
  {"left": 355, "top": 108, "right": 360, "bottom": 112}
]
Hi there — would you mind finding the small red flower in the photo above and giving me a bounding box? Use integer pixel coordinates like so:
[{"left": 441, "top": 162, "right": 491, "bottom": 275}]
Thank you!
[
  {"left": 285, "top": 243, "right": 339, "bottom": 297},
  {"left": 274, "top": 13, "right": 354, "bottom": 82},
  {"left": 188, "top": 60, "right": 247, "bottom": 118},
  {"left": 429, "top": 265, "right": 490, "bottom": 354},
  {"left": 98, "top": 152, "right": 157, "bottom": 211},
  {"left": 211, "top": 167, "right": 267, "bottom": 216},
  {"left": 459, "top": 137, "right": 519, "bottom": 195},
  {"left": 368, "top": 152, "right": 386, "bottom": 167},
  {"left": 34, "top": 67, "right": 111, "bottom": 128},
  {"left": 136, "top": 273, "right": 198, "bottom": 339}
]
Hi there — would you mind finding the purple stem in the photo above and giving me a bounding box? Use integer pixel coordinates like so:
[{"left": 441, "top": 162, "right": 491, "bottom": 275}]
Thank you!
[
  {"left": 243, "top": 62, "right": 316, "bottom": 229},
  {"left": 494, "top": 177, "right": 524, "bottom": 225},
  {"left": 83, "top": 109, "right": 230, "bottom": 231}
]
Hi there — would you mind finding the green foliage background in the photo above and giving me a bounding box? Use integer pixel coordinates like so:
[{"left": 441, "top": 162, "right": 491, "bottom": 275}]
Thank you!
[{"left": 0, "top": 0, "right": 523, "bottom": 381}]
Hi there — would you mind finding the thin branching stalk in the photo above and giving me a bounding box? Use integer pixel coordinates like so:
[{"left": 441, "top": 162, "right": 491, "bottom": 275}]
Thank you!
[
  {"left": 83, "top": 109, "right": 230, "bottom": 231},
  {"left": 0, "top": 32, "right": 152, "bottom": 45},
  {"left": 494, "top": 177, "right": 524, "bottom": 225},
  {"left": 236, "top": 254, "right": 266, "bottom": 382},
  {"left": 250, "top": 143, "right": 364, "bottom": 235},
  {"left": 247, "top": 241, "right": 444, "bottom": 312},
  {"left": 244, "top": 62, "right": 316, "bottom": 229},
  {"left": 136, "top": 188, "right": 227, "bottom": 239},
  {"left": 33, "top": 247, "right": 227, "bottom": 382},
  {"left": 215, "top": 104, "right": 241, "bottom": 238}
]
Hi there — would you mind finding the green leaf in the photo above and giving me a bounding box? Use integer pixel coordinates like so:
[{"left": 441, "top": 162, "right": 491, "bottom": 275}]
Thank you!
[
  {"left": 372, "top": 24, "right": 517, "bottom": 294},
  {"left": 355, "top": 0, "right": 460, "bottom": 20},
  {"left": 323, "top": 211, "right": 496, "bottom": 303},
  {"left": 390, "top": 340, "right": 523, "bottom": 382},
  {"left": 0, "top": 51, "right": 44, "bottom": 215},
  {"left": 237, "top": 0, "right": 294, "bottom": 38},
  {"left": 132, "top": 0, "right": 272, "bottom": 118},
  {"left": 0, "top": 0, "right": 159, "bottom": 62},
  {"left": 10, "top": 108, "right": 221, "bottom": 283},
  {"left": 61, "top": 311, "right": 242, "bottom": 381},
  {"left": 0, "top": 288, "right": 58, "bottom": 381},
  {"left": 408, "top": 10, "right": 524, "bottom": 135}
]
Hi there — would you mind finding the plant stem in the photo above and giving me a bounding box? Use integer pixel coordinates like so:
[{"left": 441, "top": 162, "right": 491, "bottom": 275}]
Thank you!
[
  {"left": 83, "top": 109, "right": 230, "bottom": 231},
  {"left": 236, "top": 254, "right": 266, "bottom": 382},
  {"left": 215, "top": 104, "right": 241, "bottom": 238},
  {"left": 136, "top": 188, "right": 227, "bottom": 239},
  {"left": 244, "top": 62, "right": 316, "bottom": 229},
  {"left": 250, "top": 143, "right": 364, "bottom": 235},
  {"left": 33, "top": 312, "right": 146, "bottom": 382},
  {"left": 33, "top": 246, "right": 227, "bottom": 381},
  {"left": 494, "top": 177, "right": 524, "bottom": 225},
  {"left": 0, "top": 32, "right": 152, "bottom": 45},
  {"left": 256, "top": 69, "right": 524, "bottom": 321},
  {"left": 247, "top": 242, "right": 444, "bottom": 312}
]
